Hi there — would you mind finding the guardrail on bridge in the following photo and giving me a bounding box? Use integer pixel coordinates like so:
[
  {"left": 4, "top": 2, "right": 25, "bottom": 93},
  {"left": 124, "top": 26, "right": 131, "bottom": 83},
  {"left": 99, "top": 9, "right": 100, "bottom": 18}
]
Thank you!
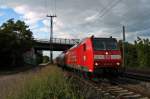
[{"left": 35, "top": 38, "right": 80, "bottom": 45}]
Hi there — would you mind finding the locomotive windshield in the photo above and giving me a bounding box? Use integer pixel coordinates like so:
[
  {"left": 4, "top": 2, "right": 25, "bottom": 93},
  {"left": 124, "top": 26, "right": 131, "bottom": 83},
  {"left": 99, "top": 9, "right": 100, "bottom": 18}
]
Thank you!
[{"left": 93, "top": 38, "right": 118, "bottom": 50}]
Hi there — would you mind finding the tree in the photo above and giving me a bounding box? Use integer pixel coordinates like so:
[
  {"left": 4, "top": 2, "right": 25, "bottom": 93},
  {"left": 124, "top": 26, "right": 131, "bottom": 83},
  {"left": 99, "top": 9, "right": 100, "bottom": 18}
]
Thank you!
[
  {"left": 124, "top": 42, "right": 138, "bottom": 67},
  {"left": 118, "top": 40, "right": 139, "bottom": 68},
  {"left": 0, "top": 19, "right": 33, "bottom": 69},
  {"left": 135, "top": 37, "right": 150, "bottom": 68}
]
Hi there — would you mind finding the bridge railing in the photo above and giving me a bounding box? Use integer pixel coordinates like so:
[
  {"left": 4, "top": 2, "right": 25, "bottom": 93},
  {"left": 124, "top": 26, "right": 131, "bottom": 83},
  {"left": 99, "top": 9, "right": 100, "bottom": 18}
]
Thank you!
[{"left": 35, "top": 38, "right": 80, "bottom": 45}]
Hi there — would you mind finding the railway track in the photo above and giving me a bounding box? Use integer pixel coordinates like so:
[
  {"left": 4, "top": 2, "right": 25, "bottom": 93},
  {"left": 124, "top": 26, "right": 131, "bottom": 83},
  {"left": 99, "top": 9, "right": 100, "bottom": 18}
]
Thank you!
[
  {"left": 63, "top": 69, "right": 150, "bottom": 99},
  {"left": 109, "top": 77, "right": 150, "bottom": 98},
  {"left": 93, "top": 78, "right": 149, "bottom": 99},
  {"left": 123, "top": 70, "right": 150, "bottom": 82}
]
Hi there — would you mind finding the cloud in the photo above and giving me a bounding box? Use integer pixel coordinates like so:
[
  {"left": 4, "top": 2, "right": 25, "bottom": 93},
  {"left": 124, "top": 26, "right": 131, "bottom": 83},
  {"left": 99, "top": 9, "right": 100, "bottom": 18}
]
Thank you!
[
  {"left": 0, "top": 12, "right": 4, "bottom": 17},
  {"left": 0, "top": 0, "right": 150, "bottom": 42},
  {"left": 54, "top": 32, "right": 73, "bottom": 39},
  {"left": 85, "top": 14, "right": 98, "bottom": 22},
  {"left": 13, "top": 5, "right": 46, "bottom": 25},
  {"left": 0, "top": 5, "right": 8, "bottom": 9},
  {"left": 42, "top": 18, "right": 64, "bottom": 32}
]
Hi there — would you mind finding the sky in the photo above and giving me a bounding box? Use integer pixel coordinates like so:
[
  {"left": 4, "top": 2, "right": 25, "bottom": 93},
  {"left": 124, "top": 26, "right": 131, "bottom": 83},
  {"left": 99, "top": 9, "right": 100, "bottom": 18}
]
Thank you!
[{"left": 0, "top": 0, "right": 150, "bottom": 57}]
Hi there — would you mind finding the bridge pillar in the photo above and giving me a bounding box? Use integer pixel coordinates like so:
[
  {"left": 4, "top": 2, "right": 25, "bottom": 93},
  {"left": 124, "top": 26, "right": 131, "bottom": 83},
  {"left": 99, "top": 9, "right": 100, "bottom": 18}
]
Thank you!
[
  {"left": 50, "top": 50, "right": 53, "bottom": 64},
  {"left": 23, "top": 48, "right": 36, "bottom": 65}
]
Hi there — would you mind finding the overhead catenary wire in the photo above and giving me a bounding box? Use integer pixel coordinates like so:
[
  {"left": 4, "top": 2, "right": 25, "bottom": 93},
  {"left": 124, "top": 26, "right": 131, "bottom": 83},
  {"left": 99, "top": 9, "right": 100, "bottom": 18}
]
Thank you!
[
  {"left": 44, "top": 0, "right": 123, "bottom": 37},
  {"left": 44, "top": 0, "right": 57, "bottom": 36},
  {"left": 95, "top": 1, "right": 118, "bottom": 18},
  {"left": 86, "top": 0, "right": 123, "bottom": 26},
  {"left": 54, "top": 0, "right": 57, "bottom": 15},
  {"left": 44, "top": 0, "right": 49, "bottom": 14},
  {"left": 44, "top": 0, "right": 56, "bottom": 15},
  {"left": 97, "top": 0, "right": 123, "bottom": 19},
  {"left": 51, "top": 0, "right": 57, "bottom": 15},
  {"left": 67, "top": 0, "right": 123, "bottom": 39},
  {"left": 75, "top": 0, "right": 123, "bottom": 27}
]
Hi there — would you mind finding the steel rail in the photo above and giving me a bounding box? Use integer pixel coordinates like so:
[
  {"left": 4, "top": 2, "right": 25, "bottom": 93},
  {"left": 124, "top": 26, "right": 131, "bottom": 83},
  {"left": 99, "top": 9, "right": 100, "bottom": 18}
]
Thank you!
[
  {"left": 62, "top": 68, "right": 150, "bottom": 99},
  {"left": 123, "top": 71, "right": 150, "bottom": 82}
]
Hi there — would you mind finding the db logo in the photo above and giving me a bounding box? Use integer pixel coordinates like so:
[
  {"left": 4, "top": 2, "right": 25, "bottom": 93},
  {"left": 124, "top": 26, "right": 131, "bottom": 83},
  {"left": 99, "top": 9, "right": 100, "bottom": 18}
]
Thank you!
[{"left": 105, "top": 55, "right": 111, "bottom": 59}]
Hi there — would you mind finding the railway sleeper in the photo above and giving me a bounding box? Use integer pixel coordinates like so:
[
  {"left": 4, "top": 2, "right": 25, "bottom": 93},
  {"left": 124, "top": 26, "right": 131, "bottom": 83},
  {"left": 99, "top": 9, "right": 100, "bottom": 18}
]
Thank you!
[
  {"left": 108, "top": 87, "right": 123, "bottom": 91},
  {"left": 139, "top": 97, "right": 150, "bottom": 99},
  {"left": 97, "top": 88, "right": 102, "bottom": 91},
  {"left": 107, "top": 86, "right": 119, "bottom": 89},
  {"left": 118, "top": 91, "right": 134, "bottom": 96},
  {"left": 103, "top": 92, "right": 110, "bottom": 96},
  {"left": 113, "top": 89, "right": 128, "bottom": 93},
  {"left": 122, "top": 94, "right": 142, "bottom": 98}
]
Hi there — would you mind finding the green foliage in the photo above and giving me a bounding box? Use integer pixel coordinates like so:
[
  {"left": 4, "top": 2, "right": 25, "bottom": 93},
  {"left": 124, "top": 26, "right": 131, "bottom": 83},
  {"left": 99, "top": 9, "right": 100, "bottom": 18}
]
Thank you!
[
  {"left": 43, "top": 56, "right": 49, "bottom": 63},
  {"left": 124, "top": 42, "right": 139, "bottom": 67},
  {"left": 135, "top": 37, "right": 150, "bottom": 68},
  {"left": 0, "top": 19, "right": 33, "bottom": 68},
  {"left": 122, "top": 37, "right": 150, "bottom": 68}
]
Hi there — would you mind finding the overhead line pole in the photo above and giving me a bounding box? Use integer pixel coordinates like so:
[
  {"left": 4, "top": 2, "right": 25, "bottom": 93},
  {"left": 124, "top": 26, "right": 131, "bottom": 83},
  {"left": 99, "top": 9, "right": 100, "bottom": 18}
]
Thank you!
[
  {"left": 122, "top": 26, "right": 126, "bottom": 68},
  {"left": 47, "top": 15, "right": 56, "bottom": 64}
]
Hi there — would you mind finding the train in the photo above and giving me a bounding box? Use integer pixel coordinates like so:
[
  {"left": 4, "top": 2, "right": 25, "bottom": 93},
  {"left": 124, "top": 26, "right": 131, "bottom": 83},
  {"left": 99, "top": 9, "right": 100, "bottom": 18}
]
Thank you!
[{"left": 56, "top": 35, "right": 122, "bottom": 78}]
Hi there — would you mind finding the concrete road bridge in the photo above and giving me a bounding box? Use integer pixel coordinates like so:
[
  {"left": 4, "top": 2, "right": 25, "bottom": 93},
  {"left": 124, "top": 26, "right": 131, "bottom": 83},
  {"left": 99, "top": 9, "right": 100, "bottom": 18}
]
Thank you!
[{"left": 34, "top": 38, "right": 80, "bottom": 51}]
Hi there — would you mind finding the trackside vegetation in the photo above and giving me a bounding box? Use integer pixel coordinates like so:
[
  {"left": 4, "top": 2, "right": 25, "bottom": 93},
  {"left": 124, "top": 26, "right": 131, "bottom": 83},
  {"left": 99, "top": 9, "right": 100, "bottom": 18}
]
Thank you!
[
  {"left": 0, "top": 65, "right": 83, "bottom": 99},
  {"left": 0, "top": 19, "right": 34, "bottom": 68},
  {"left": 122, "top": 37, "right": 150, "bottom": 68}
]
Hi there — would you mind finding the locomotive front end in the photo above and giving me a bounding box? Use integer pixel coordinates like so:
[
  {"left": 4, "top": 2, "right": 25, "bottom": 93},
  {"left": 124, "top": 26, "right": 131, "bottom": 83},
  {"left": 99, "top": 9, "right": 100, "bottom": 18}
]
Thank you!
[{"left": 92, "top": 38, "right": 122, "bottom": 71}]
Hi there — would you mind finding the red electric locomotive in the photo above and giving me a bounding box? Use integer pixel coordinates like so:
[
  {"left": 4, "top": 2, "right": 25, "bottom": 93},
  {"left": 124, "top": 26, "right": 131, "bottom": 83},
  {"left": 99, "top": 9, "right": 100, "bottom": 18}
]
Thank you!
[{"left": 57, "top": 36, "right": 122, "bottom": 76}]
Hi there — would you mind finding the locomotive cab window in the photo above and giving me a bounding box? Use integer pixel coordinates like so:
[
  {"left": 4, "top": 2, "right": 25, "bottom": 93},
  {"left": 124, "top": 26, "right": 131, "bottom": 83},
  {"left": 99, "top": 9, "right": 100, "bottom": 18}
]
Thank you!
[
  {"left": 93, "top": 40, "right": 105, "bottom": 50},
  {"left": 106, "top": 42, "right": 118, "bottom": 50},
  {"left": 93, "top": 38, "right": 118, "bottom": 50}
]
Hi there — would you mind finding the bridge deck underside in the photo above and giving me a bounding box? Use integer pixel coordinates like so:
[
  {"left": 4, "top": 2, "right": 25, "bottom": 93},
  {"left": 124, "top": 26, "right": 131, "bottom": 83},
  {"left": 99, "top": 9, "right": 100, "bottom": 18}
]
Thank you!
[{"left": 34, "top": 42, "right": 74, "bottom": 51}]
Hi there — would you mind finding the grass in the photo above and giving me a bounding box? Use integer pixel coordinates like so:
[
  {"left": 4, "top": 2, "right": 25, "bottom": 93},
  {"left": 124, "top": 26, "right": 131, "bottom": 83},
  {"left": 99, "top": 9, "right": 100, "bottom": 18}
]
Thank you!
[{"left": 0, "top": 65, "right": 83, "bottom": 99}]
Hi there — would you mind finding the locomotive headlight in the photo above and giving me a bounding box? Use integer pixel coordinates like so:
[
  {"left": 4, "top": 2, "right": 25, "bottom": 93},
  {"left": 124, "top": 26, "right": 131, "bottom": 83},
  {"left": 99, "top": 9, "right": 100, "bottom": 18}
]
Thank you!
[
  {"left": 105, "top": 52, "right": 108, "bottom": 55},
  {"left": 95, "top": 62, "right": 98, "bottom": 66},
  {"left": 116, "top": 62, "right": 120, "bottom": 66}
]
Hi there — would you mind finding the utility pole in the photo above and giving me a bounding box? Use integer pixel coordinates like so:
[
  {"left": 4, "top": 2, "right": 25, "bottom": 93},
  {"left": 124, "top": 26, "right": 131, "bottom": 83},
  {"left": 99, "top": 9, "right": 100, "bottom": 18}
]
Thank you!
[
  {"left": 46, "top": 15, "right": 56, "bottom": 64},
  {"left": 122, "top": 26, "right": 126, "bottom": 68}
]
